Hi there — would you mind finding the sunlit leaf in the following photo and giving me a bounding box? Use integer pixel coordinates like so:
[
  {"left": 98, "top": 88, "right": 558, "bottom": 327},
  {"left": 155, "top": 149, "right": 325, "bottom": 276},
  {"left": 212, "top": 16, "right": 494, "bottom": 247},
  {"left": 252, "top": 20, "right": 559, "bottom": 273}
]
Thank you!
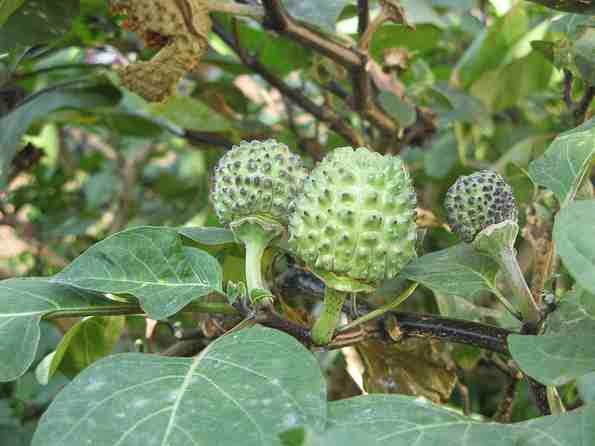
[
  {"left": 52, "top": 226, "right": 223, "bottom": 320},
  {"left": 528, "top": 118, "right": 595, "bottom": 206},
  {"left": 0, "top": 278, "right": 112, "bottom": 382},
  {"left": 509, "top": 287, "right": 595, "bottom": 385},
  {"left": 33, "top": 326, "right": 327, "bottom": 446}
]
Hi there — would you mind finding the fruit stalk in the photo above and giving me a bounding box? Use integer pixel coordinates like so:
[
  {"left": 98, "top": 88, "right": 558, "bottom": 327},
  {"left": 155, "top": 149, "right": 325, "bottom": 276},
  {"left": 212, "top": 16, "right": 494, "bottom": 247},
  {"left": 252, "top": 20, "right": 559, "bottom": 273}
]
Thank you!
[
  {"left": 231, "top": 217, "right": 283, "bottom": 305},
  {"left": 494, "top": 247, "right": 541, "bottom": 325},
  {"left": 311, "top": 287, "right": 348, "bottom": 346}
]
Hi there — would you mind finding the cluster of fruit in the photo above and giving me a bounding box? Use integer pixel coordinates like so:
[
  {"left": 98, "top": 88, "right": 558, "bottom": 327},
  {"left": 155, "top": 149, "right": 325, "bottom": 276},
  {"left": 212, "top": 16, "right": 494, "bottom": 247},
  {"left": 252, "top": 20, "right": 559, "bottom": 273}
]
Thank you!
[{"left": 211, "top": 140, "right": 518, "bottom": 344}]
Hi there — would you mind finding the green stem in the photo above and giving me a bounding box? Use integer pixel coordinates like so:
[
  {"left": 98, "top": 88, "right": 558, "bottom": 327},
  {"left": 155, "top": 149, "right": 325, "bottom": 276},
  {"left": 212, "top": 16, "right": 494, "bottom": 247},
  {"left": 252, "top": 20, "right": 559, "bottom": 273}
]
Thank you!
[
  {"left": 244, "top": 236, "right": 268, "bottom": 294},
  {"left": 496, "top": 248, "right": 541, "bottom": 325},
  {"left": 337, "top": 283, "right": 418, "bottom": 333},
  {"left": 311, "top": 287, "right": 348, "bottom": 346},
  {"left": 231, "top": 217, "right": 283, "bottom": 303}
]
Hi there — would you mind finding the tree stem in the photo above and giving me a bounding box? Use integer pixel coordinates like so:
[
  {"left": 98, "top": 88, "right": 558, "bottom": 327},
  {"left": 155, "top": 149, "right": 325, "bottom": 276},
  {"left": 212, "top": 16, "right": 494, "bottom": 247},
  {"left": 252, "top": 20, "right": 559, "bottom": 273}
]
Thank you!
[{"left": 312, "top": 287, "right": 348, "bottom": 345}]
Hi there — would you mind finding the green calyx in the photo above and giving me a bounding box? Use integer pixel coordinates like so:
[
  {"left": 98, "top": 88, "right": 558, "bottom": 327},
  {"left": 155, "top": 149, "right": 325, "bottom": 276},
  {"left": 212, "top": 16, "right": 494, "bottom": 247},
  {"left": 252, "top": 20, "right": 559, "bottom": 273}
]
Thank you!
[
  {"left": 230, "top": 216, "right": 284, "bottom": 304},
  {"left": 444, "top": 170, "right": 518, "bottom": 243},
  {"left": 289, "top": 146, "right": 418, "bottom": 289},
  {"left": 211, "top": 139, "right": 308, "bottom": 227}
]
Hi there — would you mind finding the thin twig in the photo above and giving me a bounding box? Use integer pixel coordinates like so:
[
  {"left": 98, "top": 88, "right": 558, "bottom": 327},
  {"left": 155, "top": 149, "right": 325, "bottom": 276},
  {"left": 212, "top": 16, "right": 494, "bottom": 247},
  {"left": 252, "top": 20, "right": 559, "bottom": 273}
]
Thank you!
[
  {"left": 260, "top": 0, "right": 397, "bottom": 137},
  {"left": 574, "top": 85, "right": 595, "bottom": 124},
  {"left": 213, "top": 20, "right": 364, "bottom": 147},
  {"left": 357, "top": 0, "right": 370, "bottom": 35}
]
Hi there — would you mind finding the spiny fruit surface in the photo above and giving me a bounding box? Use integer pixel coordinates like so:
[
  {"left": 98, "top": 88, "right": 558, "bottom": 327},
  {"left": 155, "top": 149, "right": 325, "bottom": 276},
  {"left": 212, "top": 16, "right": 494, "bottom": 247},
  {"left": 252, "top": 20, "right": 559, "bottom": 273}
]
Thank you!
[
  {"left": 444, "top": 170, "right": 518, "bottom": 243},
  {"left": 211, "top": 140, "right": 308, "bottom": 226},
  {"left": 289, "top": 147, "right": 417, "bottom": 286}
]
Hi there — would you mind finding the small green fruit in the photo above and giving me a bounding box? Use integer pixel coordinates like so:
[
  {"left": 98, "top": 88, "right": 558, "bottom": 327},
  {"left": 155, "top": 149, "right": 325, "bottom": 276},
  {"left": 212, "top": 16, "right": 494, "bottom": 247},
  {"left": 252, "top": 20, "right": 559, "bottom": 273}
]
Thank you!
[
  {"left": 211, "top": 139, "right": 308, "bottom": 304},
  {"left": 444, "top": 170, "right": 518, "bottom": 243},
  {"left": 211, "top": 139, "right": 308, "bottom": 227},
  {"left": 289, "top": 146, "right": 417, "bottom": 290}
]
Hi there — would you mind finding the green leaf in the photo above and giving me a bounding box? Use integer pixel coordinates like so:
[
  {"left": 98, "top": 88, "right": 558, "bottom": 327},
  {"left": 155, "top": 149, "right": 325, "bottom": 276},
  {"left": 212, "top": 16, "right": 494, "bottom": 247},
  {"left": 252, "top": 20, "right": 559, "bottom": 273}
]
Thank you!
[
  {"left": 0, "top": 81, "right": 121, "bottom": 187},
  {"left": 400, "top": 0, "right": 444, "bottom": 28},
  {"left": 554, "top": 200, "right": 595, "bottom": 293},
  {"left": 0, "top": 278, "right": 112, "bottom": 382},
  {"left": 378, "top": 92, "right": 416, "bottom": 128},
  {"left": 574, "top": 28, "right": 595, "bottom": 85},
  {"left": 281, "top": 0, "right": 352, "bottom": 32},
  {"left": 52, "top": 226, "right": 223, "bottom": 320},
  {"left": 178, "top": 226, "right": 236, "bottom": 246},
  {"left": 0, "top": 0, "right": 79, "bottom": 52},
  {"left": 470, "top": 51, "right": 553, "bottom": 112},
  {"left": 454, "top": 4, "right": 528, "bottom": 88},
  {"left": 148, "top": 96, "right": 231, "bottom": 132},
  {"left": 38, "top": 316, "right": 125, "bottom": 383},
  {"left": 0, "top": 0, "right": 24, "bottom": 26},
  {"left": 400, "top": 244, "right": 500, "bottom": 300},
  {"left": 431, "top": 83, "right": 492, "bottom": 129},
  {"left": 528, "top": 118, "right": 595, "bottom": 206},
  {"left": 423, "top": 132, "right": 458, "bottom": 179},
  {"left": 327, "top": 394, "right": 595, "bottom": 444},
  {"left": 32, "top": 326, "right": 327, "bottom": 446},
  {"left": 370, "top": 24, "right": 442, "bottom": 60},
  {"left": 509, "top": 287, "right": 595, "bottom": 385},
  {"left": 236, "top": 23, "right": 311, "bottom": 76},
  {"left": 577, "top": 372, "right": 595, "bottom": 403},
  {"left": 280, "top": 426, "right": 379, "bottom": 446}
]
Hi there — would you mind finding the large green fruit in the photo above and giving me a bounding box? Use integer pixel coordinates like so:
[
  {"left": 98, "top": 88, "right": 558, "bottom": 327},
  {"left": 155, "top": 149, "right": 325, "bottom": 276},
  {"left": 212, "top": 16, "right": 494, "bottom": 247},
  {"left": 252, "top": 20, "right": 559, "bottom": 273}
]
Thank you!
[
  {"left": 211, "top": 139, "right": 308, "bottom": 227},
  {"left": 444, "top": 170, "right": 518, "bottom": 243},
  {"left": 289, "top": 146, "right": 417, "bottom": 291}
]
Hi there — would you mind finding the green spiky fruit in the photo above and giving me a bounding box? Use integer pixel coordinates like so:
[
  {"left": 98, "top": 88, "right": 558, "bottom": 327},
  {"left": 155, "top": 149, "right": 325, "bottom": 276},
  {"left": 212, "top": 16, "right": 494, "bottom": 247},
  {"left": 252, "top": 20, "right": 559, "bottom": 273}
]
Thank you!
[
  {"left": 444, "top": 170, "right": 518, "bottom": 243},
  {"left": 211, "top": 139, "right": 307, "bottom": 305},
  {"left": 211, "top": 139, "right": 308, "bottom": 226},
  {"left": 289, "top": 146, "right": 418, "bottom": 290}
]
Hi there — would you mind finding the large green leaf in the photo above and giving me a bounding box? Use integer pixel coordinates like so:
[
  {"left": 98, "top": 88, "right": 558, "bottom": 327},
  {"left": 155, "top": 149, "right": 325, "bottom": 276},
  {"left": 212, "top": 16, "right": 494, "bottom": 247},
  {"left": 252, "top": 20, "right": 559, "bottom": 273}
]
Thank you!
[
  {"left": 454, "top": 4, "right": 528, "bottom": 88},
  {"left": 52, "top": 226, "right": 223, "bottom": 320},
  {"left": 32, "top": 326, "right": 327, "bottom": 446},
  {"left": 0, "top": 0, "right": 24, "bottom": 26},
  {"left": 280, "top": 426, "right": 379, "bottom": 446},
  {"left": 0, "top": 278, "right": 112, "bottom": 382},
  {"left": 0, "top": 81, "right": 121, "bottom": 187},
  {"left": 327, "top": 394, "right": 595, "bottom": 444},
  {"left": 0, "top": 0, "right": 79, "bottom": 52},
  {"left": 37, "top": 316, "right": 125, "bottom": 383},
  {"left": 554, "top": 200, "right": 595, "bottom": 293},
  {"left": 400, "top": 244, "right": 500, "bottom": 300},
  {"left": 528, "top": 118, "right": 595, "bottom": 207},
  {"left": 509, "top": 287, "right": 595, "bottom": 385}
]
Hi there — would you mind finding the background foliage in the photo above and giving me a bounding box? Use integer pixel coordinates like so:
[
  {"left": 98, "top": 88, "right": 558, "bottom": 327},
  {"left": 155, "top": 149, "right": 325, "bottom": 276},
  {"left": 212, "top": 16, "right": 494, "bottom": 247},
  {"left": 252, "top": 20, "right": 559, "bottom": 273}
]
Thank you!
[{"left": 0, "top": 0, "right": 594, "bottom": 445}]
